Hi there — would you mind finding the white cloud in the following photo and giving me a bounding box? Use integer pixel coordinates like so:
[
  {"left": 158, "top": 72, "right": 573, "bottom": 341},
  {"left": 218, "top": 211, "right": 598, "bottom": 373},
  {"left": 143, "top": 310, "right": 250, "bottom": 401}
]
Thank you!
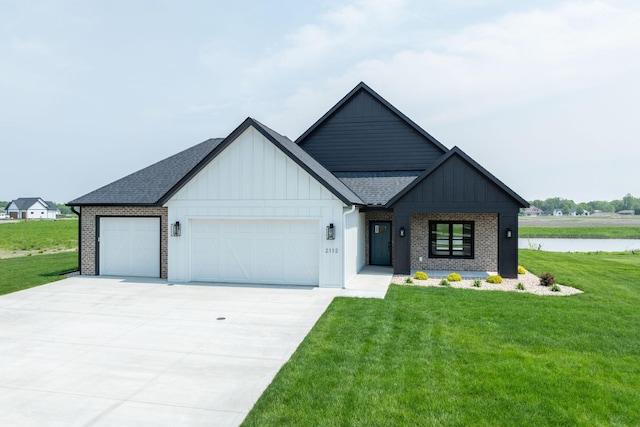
[
  {"left": 10, "top": 38, "right": 53, "bottom": 57},
  {"left": 186, "top": 103, "right": 220, "bottom": 113},
  {"left": 246, "top": 0, "right": 408, "bottom": 78},
  {"left": 265, "top": 0, "right": 640, "bottom": 135}
]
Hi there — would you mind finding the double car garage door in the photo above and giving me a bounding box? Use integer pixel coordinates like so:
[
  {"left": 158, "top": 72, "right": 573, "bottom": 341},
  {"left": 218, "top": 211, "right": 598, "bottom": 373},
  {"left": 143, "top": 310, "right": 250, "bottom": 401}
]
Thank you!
[
  {"left": 98, "top": 217, "right": 319, "bottom": 285},
  {"left": 190, "top": 219, "right": 319, "bottom": 286}
]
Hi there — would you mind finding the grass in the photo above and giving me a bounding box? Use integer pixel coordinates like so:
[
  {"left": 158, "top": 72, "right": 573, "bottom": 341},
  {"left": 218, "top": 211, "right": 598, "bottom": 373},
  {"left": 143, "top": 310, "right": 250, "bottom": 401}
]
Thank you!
[
  {"left": 242, "top": 250, "right": 640, "bottom": 426},
  {"left": 0, "top": 252, "right": 78, "bottom": 295},
  {"left": 519, "top": 225, "right": 640, "bottom": 239},
  {"left": 0, "top": 220, "right": 78, "bottom": 252}
]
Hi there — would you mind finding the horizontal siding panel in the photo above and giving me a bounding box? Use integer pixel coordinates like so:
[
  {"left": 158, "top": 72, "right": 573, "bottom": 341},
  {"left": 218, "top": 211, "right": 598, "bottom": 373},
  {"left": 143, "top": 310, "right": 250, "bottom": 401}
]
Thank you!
[{"left": 301, "top": 92, "right": 445, "bottom": 172}]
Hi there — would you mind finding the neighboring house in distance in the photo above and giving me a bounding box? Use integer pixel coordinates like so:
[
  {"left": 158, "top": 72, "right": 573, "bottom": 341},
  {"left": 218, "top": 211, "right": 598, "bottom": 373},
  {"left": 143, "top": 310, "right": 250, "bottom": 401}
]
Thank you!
[
  {"left": 0, "top": 208, "right": 6, "bottom": 219},
  {"left": 523, "top": 206, "right": 543, "bottom": 216},
  {"left": 553, "top": 209, "right": 563, "bottom": 216},
  {"left": 5, "top": 198, "right": 59, "bottom": 219},
  {"left": 68, "top": 82, "right": 528, "bottom": 286}
]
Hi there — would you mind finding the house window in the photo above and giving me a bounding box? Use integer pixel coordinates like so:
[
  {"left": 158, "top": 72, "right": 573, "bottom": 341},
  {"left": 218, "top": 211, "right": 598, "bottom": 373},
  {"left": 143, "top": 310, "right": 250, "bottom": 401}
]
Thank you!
[{"left": 429, "top": 221, "right": 474, "bottom": 258}]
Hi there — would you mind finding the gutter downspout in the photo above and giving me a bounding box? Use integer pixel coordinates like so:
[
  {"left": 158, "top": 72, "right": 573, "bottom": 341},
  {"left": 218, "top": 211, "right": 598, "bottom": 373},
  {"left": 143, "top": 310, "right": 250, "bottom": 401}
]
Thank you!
[
  {"left": 342, "top": 205, "right": 357, "bottom": 288},
  {"left": 70, "top": 206, "right": 81, "bottom": 274}
]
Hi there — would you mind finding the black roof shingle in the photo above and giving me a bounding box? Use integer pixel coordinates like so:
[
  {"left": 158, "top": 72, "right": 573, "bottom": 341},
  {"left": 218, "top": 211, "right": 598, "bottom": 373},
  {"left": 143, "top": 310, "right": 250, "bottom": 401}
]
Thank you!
[
  {"left": 68, "top": 138, "right": 224, "bottom": 206},
  {"left": 68, "top": 118, "right": 365, "bottom": 207},
  {"left": 334, "top": 171, "right": 420, "bottom": 205}
]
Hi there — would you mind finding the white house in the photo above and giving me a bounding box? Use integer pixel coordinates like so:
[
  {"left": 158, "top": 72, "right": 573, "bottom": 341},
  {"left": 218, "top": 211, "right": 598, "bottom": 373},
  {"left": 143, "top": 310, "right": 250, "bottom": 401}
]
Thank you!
[
  {"left": 523, "top": 206, "right": 543, "bottom": 216},
  {"left": 68, "top": 83, "right": 528, "bottom": 285},
  {"left": 5, "top": 198, "right": 59, "bottom": 219}
]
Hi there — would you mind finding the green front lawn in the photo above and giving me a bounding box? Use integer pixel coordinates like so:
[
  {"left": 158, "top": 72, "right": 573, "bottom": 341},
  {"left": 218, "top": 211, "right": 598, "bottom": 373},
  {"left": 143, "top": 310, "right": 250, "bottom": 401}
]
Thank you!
[
  {"left": 0, "top": 252, "right": 78, "bottom": 295},
  {"left": 0, "top": 219, "right": 78, "bottom": 252},
  {"left": 243, "top": 250, "right": 640, "bottom": 426}
]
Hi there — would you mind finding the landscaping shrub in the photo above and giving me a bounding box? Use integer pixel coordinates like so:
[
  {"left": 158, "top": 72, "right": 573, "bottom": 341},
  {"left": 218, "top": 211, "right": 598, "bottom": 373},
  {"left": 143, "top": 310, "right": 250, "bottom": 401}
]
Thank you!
[
  {"left": 539, "top": 272, "right": 555, "bottom": 287},
  {"left": 551, "top": 284, "right": 561, "bottom": 292},
  {"left": 486, "top": 275, "right": 503, "bottom": 284},
  {"left": 413, "top": 271, "right": 428, "bottom": 280},
  {"left": 439, "top": 279, "right": 450, "bottom": 287},
  {"left": 405, "top": 277, "right": 413, "bottom": 284},
  {"left": 472, "top": 279, "right": 481, "bottom": 288},
  {"left": 518, "top": 265, "right": 526, "bottom": 275},
  {"left": 516, "top": 282, "right": 525, "bottom": 291},
  {"left": 447, "top": 272, "right": 462, "bottom": 282}
]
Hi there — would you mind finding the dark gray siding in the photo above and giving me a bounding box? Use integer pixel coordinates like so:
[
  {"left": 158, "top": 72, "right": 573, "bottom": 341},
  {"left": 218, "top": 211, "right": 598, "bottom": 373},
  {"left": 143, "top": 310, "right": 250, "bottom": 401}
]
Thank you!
[
  {"left": 396, "top": 154, "right": 521, "bottom": 211},
  {"left": 299, "top": 90, "right": 445, "bottom": 172},
  {"left": 391, "top": 153, "right": 522, "bottom": 278}
]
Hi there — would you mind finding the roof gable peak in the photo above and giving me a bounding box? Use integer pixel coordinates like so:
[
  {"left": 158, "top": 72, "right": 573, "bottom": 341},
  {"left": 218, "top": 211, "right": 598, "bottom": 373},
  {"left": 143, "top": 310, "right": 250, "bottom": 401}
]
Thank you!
[
  {"left": 386, "top": 146, "right": 528, "bottom": 208},
  {"left": 296, "top": 82, "right": 447, "bottom": 152}
]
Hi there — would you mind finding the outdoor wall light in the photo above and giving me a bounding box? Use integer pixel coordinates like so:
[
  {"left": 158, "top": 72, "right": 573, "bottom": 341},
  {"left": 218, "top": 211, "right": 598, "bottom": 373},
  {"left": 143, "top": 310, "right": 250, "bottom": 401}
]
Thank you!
[
  {"left": 171, "top": 221, "right": 181, "bottom": 237},
  {"left": 326, "top": 223, "right": 335, "bottom": 240},
  {"left": 399, "top": 226, "right": 405, "bottom": 237},
  {"left": 506, "top": 228, "right": 512, "bottom": 239}
]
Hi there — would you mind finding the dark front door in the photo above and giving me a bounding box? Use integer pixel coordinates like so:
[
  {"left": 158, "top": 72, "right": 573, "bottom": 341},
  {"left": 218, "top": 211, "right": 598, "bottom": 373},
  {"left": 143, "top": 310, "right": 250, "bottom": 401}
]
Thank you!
[{"left": 370, "top": 221, "right": 391, "bottom": 265}]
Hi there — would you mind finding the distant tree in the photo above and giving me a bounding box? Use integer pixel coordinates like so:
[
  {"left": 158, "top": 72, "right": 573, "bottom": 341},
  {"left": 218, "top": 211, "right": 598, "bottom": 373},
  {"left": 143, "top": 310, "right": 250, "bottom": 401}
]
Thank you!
[
  {"left": 590, "top": 200, "right": 615, "bottom": 213},
  {"left": 0, "top": 200, "right": 7, "bottom": 209},
  {"left": 621, "top": 193, "right": 634, "bottom": 210},
  {"left": 527, "top": 195, "right": 639, "bottom": 214},
  {"left": 530, "top": 199, "right": 545, "bottom": 209},
  {"left": 611, "top": 199, "right": 624, "bottom": 212},
  {"left": 55, "top": 203, "right": 72, "bottom": 215}
]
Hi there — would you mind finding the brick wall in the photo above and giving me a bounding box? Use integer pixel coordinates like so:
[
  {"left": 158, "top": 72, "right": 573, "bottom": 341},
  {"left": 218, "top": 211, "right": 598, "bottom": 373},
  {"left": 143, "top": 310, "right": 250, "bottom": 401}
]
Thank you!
[
  {"left": 410, "top": 213, "right": 498, "bottom": 272},
  {"left": 79, "top": 206, "right": 168, "bottom": 278},
  {"left": 364, "top": 211, "right": 394, "bottom": 265}
]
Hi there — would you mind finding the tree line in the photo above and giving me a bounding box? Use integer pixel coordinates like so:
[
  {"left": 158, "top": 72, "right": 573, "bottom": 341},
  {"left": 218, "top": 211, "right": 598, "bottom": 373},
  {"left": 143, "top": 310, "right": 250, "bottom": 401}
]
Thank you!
[{"left": 529, "top": 194, "right": 640, "bottom": 215}]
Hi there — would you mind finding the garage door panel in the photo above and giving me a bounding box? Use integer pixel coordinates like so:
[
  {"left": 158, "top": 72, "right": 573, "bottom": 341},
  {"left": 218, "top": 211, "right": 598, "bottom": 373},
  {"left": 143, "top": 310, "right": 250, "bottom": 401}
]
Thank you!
[
  {"left": 99, "top": 217, "right": 160, "bottom": 277},
  {"left": 190, "top": 219, "right": 319, "bottom": 285},
  {"left": 289, "top": 240, "right": 319, "bottom": 283}
]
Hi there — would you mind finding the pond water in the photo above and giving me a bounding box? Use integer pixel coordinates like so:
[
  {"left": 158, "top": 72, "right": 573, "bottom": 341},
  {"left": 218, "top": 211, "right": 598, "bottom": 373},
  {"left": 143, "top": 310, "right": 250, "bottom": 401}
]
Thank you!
[{"left": 518, "top": 238, "right": 640, "bottom": 252}]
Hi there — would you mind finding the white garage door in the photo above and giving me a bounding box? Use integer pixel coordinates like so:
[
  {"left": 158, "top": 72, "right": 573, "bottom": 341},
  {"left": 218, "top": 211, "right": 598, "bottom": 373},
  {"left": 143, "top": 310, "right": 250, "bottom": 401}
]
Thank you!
[
  {"left": 190, "top": 219, "right": 319, "bottom": 286},
  {"left": 99, "top": 217, "right": 160, "bottom": 277}
]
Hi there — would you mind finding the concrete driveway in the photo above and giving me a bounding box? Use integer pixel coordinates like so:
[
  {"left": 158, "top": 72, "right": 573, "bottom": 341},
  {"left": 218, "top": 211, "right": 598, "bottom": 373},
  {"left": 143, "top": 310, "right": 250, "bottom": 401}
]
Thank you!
[{"left": 0, "top": 276, "right": 343, "bottom": 426}]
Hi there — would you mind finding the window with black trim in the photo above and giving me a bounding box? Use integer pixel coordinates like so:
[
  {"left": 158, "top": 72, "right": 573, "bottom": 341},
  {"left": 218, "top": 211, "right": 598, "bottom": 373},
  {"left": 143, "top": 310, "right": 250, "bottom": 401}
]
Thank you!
[{"left": 429, "top": 221, "right": 474, "bottom": 258}]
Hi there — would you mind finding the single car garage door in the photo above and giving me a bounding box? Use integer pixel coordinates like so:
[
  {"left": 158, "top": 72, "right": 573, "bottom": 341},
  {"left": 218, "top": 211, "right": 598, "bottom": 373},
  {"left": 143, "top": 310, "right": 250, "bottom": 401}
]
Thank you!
[
  {"left": 99, "top": 217, "right": 160, "bottom": 277},
  {"left": 190, "top": 219, "right": 319, "bottom": 286}
]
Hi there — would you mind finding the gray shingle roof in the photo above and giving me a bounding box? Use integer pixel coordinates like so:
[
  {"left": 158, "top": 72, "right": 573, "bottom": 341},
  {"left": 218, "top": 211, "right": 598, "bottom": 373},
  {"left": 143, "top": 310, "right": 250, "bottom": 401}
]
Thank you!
[
  {"left": 334, "top": 172, "right": 420, "bottom": 205},
  {"left": 68, "top": 118, "right": 365, "bottom": 207},
  {"left": 68, "top": 138, "right": 224, "bottom": 205},
  {"left": 7, "top": 198, "right": 55, "bottom": 211}
]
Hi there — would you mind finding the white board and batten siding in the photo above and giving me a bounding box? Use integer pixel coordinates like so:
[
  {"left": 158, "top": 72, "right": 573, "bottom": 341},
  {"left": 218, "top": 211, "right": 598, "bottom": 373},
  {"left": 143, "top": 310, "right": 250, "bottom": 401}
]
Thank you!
[
  {"left": 165, "top": 126, "right": 347, "bottom": 287},
  {"left": 343, "top": 210, "right": 366, "bottom": 284}
]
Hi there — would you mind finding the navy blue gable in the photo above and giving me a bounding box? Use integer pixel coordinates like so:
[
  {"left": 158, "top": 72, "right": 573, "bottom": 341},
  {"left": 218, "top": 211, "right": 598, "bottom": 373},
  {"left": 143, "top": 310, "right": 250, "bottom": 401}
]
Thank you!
[
  {"left": 387, "top": 147, "right": 528, "bottom": 210},
  {"left": 297, "top": 83, "right": 447, "bottom": 172}
]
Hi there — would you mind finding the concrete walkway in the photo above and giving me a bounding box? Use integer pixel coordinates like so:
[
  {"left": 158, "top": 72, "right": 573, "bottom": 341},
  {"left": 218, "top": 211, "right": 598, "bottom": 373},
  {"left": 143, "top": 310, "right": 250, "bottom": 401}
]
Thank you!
[
  {"left": 0, "top": 277, "right": 343, "bottom": 426},
  {"left": 344, "top": 265, "right": 394, "bottom": 298}
]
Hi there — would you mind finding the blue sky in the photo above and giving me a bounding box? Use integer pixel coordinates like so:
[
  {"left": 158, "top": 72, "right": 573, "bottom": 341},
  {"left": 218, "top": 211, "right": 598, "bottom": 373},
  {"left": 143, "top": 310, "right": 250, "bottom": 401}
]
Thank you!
[{"left": 2, "top": 0, "right": 638, "bottom": 204}]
